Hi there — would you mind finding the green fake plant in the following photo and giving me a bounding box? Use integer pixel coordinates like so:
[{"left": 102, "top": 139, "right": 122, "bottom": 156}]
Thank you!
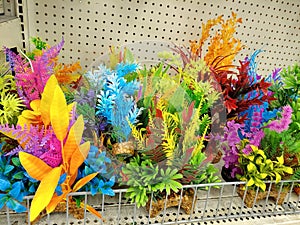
[
  {"left": 237, "top": 145, "right": 293, "bottom": 191},
  {"left": 122, "top": 63, "right": 220, "bottom": 207},
  {"left": 121, "top": 155, "right": 183, "bottom": 207},
  {"left": 0, "top": 57, "right": 24, "bottom": 125},
  {"left": 268, "top": 63, "right": 300, "bottom": 166}
]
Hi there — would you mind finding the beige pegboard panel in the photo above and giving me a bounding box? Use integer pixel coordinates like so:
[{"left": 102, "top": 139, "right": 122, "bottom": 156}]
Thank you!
[
  {"left": 21, "top": 0, "right": 299, "bottom": 74},
  {"left": 3, "top": 0, "right": 15, "bottom": 16}
]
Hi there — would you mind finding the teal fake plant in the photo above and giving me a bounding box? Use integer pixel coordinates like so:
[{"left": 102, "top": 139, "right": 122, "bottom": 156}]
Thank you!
[
  {"left": 90, "top": 62, "right": 142, "bottom": 143},
  {"left": 0, "top": 143, "right": 38, "bottom": 212}
]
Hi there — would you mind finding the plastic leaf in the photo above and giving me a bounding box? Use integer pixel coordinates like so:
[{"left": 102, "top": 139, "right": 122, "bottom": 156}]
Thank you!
[
  {"left": 40, "top": 75, "right": 58, "bottom": 126},
  {"left": 0, "top": 194, "right": 7, "bottom": 209},
  {"left": 259, "top": 173, "right": 268, "bottom": 179},
  {"left": 8, "top": 182, "right": 22, "bottom": 201},
  {"left": 0, "top": 179, "right": 11, "bottom": 191},
  {"left": 11, "top": 157, "right": 21, "bottom": 167},
  {"left": 80, "top": 202, "right": 103, "bottom": 220},
  {"left": 72, "top": 172, "right": 98, "bottom": 192},
  {"left": 12, "top": 171, "right": 24, "bottom": 180},
  {"left": 50, "top": 85, "right": 69, "bottom": 141},
  {"left": 62, "top": 115, "right": 84, "bottom": 164},
  {"left": 30, "top": 166, "right": 62, "bottom": 222},
  {"left": 276, "top": 155, "right": 284, "bottom": 165},
  {"left": 6, "top": 198, "right": 27, "bottom": 213},
  {"left": 69, "top": 141, "right": 90, "bottom": 176},
  {"left": 275, "top": 172, "right": 281, "bottom": 183},
  {"left": 247, "top": 162, "right": 256, "bottom": 172},
  {"left": 4, "top": 165, "right": 14, "bottom": 175},
  {"left": 19, "top": 152, "right": 52, "bottom": 181},
  {"left": 45, "top": 193, "right": 65, "bottom": 214},
  {"left": 283, "top": 167, "right": 293, "bottom": 174}
]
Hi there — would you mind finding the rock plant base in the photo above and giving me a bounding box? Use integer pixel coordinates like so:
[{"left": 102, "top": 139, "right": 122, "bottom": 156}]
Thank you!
[
  {"left": 146, "top": 188, "right": 196, "bottom": 218},
  {"left": 112, "top": 141, "right": 135, "bottom": 156},
  {"left": 237, "top": 185, "right": 288, "bottom": 208},
  {"left": 31, "top": 201, "right": 84, "bottom": 224},
  {"left": 293, "top": 187, "right": 300, "bottom": 196},
  {"left": 53, "top": 201, "right": 85, "bottom": 219}
]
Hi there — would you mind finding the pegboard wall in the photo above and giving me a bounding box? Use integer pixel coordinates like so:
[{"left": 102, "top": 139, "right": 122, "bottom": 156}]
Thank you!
[
  {"left": 3, "top": 0, "right": 15, "bottom": 16},
  {"left": 18, "top": 0, "right": 299, "bottom": 74}
]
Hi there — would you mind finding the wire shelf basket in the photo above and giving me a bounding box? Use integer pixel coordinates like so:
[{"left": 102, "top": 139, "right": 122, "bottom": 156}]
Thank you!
[{"left": 1, "top": 180, "right": 300, "bottom": 225}]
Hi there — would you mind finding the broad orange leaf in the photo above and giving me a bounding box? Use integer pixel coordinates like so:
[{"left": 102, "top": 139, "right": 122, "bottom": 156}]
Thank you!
[
  {"left": 30, "top": 166, "right": 62, "bottom": 222},
  {"left": 69, "top": 141, "right": 90, "bottom": 176},
  {"left": 40, "top": 75, "right": 58, "bottom": 126},
  {"left": 45, "top": 193, "right": 66, "bottom": 214},
  {"left": 50, "top": 85, "right": 69, "bottom": 141},
  {"left": 19, "top": 152, "right": 52, "bottom": 181},
  {"left": 80, "top": 202, "right": 103, "bottom": 220},
  {"left": 62, "top": 115, "right": 84, "bottom": 165},
  {"left": 73, "top": 172, "right": 98, "bottom": 192}
]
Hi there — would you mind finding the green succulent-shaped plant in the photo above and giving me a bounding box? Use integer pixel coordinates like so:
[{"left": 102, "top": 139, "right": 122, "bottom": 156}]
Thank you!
[
  {"left": 0, "top": 60, "right": 24, "bottom": 125},
  {"left": 121, "top": 155, "right": 183, "bottom": 207}
]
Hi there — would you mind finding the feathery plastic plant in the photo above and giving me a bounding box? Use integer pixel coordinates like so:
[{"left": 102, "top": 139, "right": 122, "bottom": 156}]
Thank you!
[
  {"left": 239, "top": 50, "right": 279, "bottom": 131},
  {"left": 4, "top": 38, "right": 81, "bottom": 107},
  {"left": 94, "top": 63, "right": 142, "bottom": 142},
  {"left": 168, "top": 12, "right": 242, "bottom": 71},
  {"left": 190, "top": 12, "right": 243, "bottom": 69},
  {"left": 2, "top": 125, "right": 62, "bottom": 167}
]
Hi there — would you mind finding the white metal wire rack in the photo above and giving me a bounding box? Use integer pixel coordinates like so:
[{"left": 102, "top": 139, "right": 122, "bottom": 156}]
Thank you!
[{"left": 1, "top": 180, "right": 300, "bottom": 225}]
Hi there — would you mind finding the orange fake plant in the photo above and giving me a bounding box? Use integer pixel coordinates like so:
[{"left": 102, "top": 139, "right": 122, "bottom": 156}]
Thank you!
[{"left": 17, "top": 75, "right": 100, "bottom": 222}]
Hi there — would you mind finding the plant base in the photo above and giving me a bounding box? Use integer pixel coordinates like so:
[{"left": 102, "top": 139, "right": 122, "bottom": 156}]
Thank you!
[
  {"left": 293, "top": 186, "right": 300, "bottom": 196},
  {"left": 221, "top": 166, "right": 238, "bottom": 182},
  {"left": 146, "top": 188, "right": 195, "bottom": 218},
  {"left": 53, "top": 201, "right": 84, "bottom": 219},
  {"left": 237, "top": 185, "right": 288, "bottom": 208},
  {"left": 112, "top": 141, "right": 135, "bottom": 156},
  {"left": 31, "top": 201, "right": 84, "bottom": 224}
]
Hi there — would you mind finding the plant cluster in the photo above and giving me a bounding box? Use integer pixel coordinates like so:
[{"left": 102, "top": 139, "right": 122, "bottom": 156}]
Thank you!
[
  {"left": 0, "top": 12, "right": 299, "bottom": 221},
  {"left": 220, "top": 56, "right": 300, "bottom": 190}
]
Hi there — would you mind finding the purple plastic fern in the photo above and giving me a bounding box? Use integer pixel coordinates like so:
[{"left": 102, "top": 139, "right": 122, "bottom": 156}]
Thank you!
[
  {"left": 1, "top": 124, "right": 62, "bottom": 167},
  {"left": 5, "top": 39, "right": 65, "bottom": 107}
]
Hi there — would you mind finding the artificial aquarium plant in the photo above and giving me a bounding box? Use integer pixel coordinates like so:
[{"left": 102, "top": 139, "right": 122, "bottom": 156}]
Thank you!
[
  {"left": 221, "top": 104, "right": 294, "bottom": 181},
  {"left": 0, "top": 53, "right": 24, "bottom": 125},
  {"left": 121, "top": 63, "right": 220, "bottom": 214},
  {"left": 0, "top": 76, "right": 103, "bottom": 222},
  {"left": 83, "top": 57, "right": 142, "bottom": 157},
  {"left": 4, "top": 37, "right": 81, "bottom": 108},
  {"left": 268, "top": 63, "right": 300, "bottom": 163},
  {"left": 0, "top": 143, "right": 38, "bottom": 213},
  {"left": 237, "top": 145, "right": 293, "bottom": 191}
]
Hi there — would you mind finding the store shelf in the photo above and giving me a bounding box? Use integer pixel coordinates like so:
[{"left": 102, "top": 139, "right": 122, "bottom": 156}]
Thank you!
[{"left": 0, "top": 16, "right": 22, "bottom": 48}]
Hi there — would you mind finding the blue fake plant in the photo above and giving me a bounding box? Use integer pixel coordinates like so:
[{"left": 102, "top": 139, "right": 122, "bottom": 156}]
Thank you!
[
  {"left": 239, "top": 50, "right": 279, "bottom": 132},
  {"left": 77, "top": 145, "right": 115, "bottom": 196},
  {"left": 0, "top": 143, "right": 38, "bottom": 212},
  {"left": 92, "top": 62, "right": 142, "bottom": 142}
]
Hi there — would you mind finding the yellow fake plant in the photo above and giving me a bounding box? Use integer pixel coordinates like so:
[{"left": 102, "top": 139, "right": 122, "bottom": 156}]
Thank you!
[{"left": 17, "top": 76, "right": 100, "bottom": 222}]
